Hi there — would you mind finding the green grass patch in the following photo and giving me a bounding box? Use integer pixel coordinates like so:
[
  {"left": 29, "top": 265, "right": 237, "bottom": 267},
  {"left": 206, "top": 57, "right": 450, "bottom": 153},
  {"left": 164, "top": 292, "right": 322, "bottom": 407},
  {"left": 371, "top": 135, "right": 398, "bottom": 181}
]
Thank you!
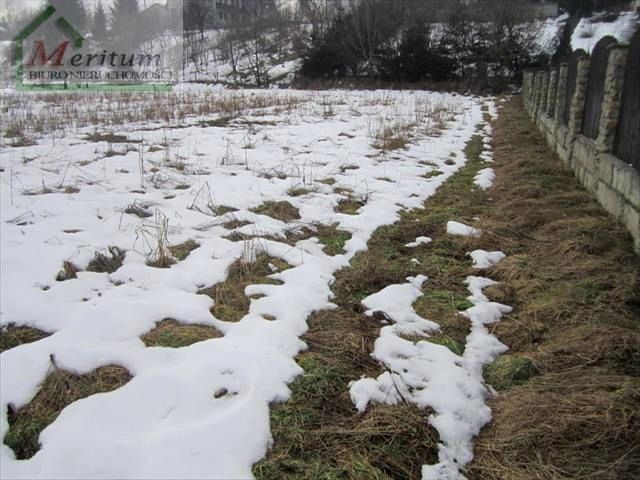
[
  {"left": 484, "top": 355, "right": 538, "bottom": 390},
  {"left": 254, "top": 310, "right": 438, "bottom": 480},
  {"left": 316, "top": 224, "right": 352, "bottom": 255},
  {"left": 256, "top": 127, "right": 498, "bottom": 477},
  {"left": 422, "top": 170, "right": 443, "bottom": 179},
  {"left": 427, "top": 334, "right": 465, "bottom": 356},
  {"left": 287, "top": 187, "right": 314, "bottom": 197}
]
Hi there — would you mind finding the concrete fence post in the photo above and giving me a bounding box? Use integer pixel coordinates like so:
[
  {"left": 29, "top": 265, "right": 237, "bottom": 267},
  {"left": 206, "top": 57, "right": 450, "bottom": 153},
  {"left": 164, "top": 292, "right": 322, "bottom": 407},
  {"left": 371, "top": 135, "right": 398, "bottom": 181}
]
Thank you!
[
  {"left": 523, "top": 71, "right": 531, "bottom": 110},
  {"left": 568, "top": 57, "right": 591, "bottom": 138},
  {"left": 547, "top": 68, "right": 558, "bottom": 118},
  {"left": 596, "top": 45, "right": 628, "bottom": 154},
  {"left": 533, "top": 71, "right": 544, "bottom": 118},
  {"left": 529, "top": 72, "right": 538, "bottom": 116},
  {"left": 555, "top": 63, "right": 569, "bottom": 122},
  {"left": 524, "top": 71, "right": 533, "bottom": 109},
  {"left": 538, "top": 71, "right": 550, "bottom": 121}
]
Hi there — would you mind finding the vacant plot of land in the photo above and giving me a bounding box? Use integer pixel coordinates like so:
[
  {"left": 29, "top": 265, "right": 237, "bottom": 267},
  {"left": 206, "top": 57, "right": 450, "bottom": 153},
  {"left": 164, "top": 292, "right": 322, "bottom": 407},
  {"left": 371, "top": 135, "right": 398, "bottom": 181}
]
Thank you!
[
  {"left": 3, "top": 86, "right": 634, "bottom": 479},
  {"left": 0, "top": 88, "right": 486, "bottom": 479}
]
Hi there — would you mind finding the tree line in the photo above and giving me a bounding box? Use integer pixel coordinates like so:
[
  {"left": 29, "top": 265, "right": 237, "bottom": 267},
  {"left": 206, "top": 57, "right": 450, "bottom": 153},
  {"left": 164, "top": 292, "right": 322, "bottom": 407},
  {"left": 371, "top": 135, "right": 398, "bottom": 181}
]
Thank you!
[{"left": 299, "top": 1, "right": 543, "bottom": 89}]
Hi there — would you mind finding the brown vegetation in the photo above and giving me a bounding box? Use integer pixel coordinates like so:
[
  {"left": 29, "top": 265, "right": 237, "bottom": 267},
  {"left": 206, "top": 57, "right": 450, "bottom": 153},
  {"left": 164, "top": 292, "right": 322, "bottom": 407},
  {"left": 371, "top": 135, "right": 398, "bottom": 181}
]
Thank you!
[{"left": 468, "top": 98, "right": 640, "bottom": 480}]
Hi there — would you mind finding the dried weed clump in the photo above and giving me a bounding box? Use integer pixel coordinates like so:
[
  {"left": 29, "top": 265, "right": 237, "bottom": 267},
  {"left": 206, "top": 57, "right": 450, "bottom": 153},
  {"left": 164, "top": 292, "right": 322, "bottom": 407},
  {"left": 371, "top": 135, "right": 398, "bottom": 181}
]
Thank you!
[{"left": 198, "top": 253, "right": 290, "bottom": 323}]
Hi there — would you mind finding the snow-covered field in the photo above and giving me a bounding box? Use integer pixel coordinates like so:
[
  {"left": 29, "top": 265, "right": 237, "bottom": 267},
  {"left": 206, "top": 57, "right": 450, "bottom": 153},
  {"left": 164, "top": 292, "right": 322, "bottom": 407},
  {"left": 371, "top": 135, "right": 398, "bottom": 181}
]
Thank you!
[{"left": 0, "top": 86, "right": 503, "bottom": 479}]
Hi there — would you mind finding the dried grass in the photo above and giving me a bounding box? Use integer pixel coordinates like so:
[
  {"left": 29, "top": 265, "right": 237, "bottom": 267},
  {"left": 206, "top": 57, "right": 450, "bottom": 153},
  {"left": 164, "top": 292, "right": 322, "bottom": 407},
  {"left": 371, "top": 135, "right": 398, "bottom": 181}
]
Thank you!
[
  {"left": 198, "top": 253, "right": 289, "bottom": 323},
  {"left": 254, "top": 309, "right": 439, "bottom": 480},
  {"left": 0, "top": 325, "right": 50, "bottom": 353},
  {"left": 467, "top": 97, "right": 640, "bottom": 479},
  {"left": 251, "top": 201, "right": 301, "bottom": 223},
  {"left": 4, "top": 358, "right": 131, "bottom": 460},
  {"left": 471, "top": 373, "right": 640, "bottom": 480},
  {"left": 141, "top": 319, "right": 222, "bottom": 348},
  {"left": 86, "top": 246, "right": 125, "bottom": 273}
]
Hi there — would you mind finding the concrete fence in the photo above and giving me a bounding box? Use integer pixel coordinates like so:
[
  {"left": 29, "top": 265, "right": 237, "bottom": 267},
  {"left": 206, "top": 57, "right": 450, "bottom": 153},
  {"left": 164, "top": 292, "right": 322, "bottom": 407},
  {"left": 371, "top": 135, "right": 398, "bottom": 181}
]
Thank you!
[{"left": 522, "top": 34, "right": 640, "bottom": 253}]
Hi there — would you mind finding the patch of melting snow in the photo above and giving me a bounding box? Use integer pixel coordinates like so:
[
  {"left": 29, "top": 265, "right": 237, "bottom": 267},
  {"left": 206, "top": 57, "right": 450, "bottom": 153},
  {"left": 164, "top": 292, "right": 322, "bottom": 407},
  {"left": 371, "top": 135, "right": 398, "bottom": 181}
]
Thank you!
[
  {"left": 405, "top": 236, "right": 432, "bottom": 248},
  {"left": 469, "top": 250, "right": 506, "bottom": 269},
  {"left": 349, "top": 272, "right": 511, "bottom": 480},
  {"left": 473, "top": 168, "right": 496, "bottom": 190},
  {"left": 446, "top": 221, "right": 481, "bottom": 237}
]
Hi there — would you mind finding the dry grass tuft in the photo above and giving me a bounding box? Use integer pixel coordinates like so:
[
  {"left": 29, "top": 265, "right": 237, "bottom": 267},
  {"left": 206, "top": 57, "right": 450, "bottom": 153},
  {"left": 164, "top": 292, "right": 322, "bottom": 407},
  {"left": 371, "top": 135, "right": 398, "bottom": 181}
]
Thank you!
[
  {"left": 168, "top": 240, "right": 200, "bottom": 261},
  {"left": 56, "top": 261, "right": 80, "bottom": 281},
  {"left": 371, "top": 122, "right": 413, "bottom": 152},
  {"left": 212, "top": 205, "right": 237, "bottom": 216},
  {"left": 85, "top": 132, "right": 137, "bottom": 143},
  {"left": 0, "top": 325, "right": 50, "bottom": 353},
  {"left": 251, "top": 201, "right": 300, "bottom": 223},
  {"left": 198, "top": 254, "right": 290, "bottom": 323},
  {"left": 4, "top": 358, "right": 131, "bottom": 460},
  {"left": 222, "top": 218, "right": 252, "bottom": 230},
  {"left": 317, "top": 177, "right": 336, "bottom": 186},
  {"left": 141, "top": 318, "right": 222, "bottom": 348},
  {"left": 471, "top": 373, "right": 640, "bottom": 480},
  {"left": 86, "top": 246, "right": 125, "bottom": 273},
  {"left": 335, "top": 198, "right": 367, "bottom": 215}
]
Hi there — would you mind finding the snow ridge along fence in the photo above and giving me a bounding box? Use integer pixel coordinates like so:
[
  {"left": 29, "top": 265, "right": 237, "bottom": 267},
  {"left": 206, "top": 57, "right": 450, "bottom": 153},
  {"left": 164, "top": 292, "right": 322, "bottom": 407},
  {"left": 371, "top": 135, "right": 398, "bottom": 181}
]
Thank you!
[{"left": 523, "top": 31, "right": 640, "bottom": 253}]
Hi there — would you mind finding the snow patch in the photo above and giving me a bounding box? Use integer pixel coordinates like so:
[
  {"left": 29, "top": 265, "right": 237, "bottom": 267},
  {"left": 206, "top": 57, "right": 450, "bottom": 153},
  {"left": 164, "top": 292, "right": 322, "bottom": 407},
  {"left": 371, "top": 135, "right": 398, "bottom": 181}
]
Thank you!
[
  {"left": 405, "top": 236, "right": 433, "bottom": 248},
  {"left": 473, "top": 168, "right": 496, "bottom": 190},
  {"left": 349, "top": 272, "right": 511, "bottom": 480},
  {"left": 469, "top": 250, "right": 506, "bottom": 269},
  {"left": 446, "top": 221, "right": 481, "bottom": 237}
]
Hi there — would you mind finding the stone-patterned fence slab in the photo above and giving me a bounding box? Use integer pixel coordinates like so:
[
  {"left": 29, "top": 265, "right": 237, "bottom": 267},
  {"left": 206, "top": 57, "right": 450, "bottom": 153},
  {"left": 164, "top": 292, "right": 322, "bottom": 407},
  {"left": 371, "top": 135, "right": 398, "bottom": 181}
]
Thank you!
[
  {"left": 522, "top": 27, "right": 640, "bottom": 254},
  {"left": 582, "top": 36, "right": 619, "bottom": 140},
  {"left": 615, "top": 29, "right": 640, "bottom": 171}
]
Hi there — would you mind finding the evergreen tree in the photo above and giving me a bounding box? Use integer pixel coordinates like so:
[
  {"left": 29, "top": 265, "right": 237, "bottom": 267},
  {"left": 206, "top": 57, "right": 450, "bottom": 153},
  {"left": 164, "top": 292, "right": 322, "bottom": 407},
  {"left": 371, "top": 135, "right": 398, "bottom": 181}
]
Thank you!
[
  {"left": 93, "top": 2, "right": 108, "bottom": 41},
  {"left": 398, "top": 24, "right": 432, "bottom": 82},
  {"left": 110, "top": 0, "right": 140, "bottom": 35}
]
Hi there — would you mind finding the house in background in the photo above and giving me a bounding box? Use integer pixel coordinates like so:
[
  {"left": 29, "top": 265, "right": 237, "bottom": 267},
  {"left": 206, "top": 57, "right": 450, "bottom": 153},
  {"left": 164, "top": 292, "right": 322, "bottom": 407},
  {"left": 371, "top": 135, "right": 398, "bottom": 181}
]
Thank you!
[
  {"left": 215, "top": 0, "right": 277, "bottom": 24},
  {"left": 530, "top": 0, "right": 560, "bottom": 18}
]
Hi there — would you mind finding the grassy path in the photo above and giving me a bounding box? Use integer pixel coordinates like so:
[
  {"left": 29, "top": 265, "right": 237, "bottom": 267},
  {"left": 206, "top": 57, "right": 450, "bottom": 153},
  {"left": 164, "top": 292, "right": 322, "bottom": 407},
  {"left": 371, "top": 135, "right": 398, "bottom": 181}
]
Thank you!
[
  {"left": 467, "top": 98, "right": 640, "bottom": 479},
  {"left": 255, "top": 97, "right": 640, "bottom": 479},
  {"left": 254, "top": 117, "right": 497, "bottom": 479}
]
